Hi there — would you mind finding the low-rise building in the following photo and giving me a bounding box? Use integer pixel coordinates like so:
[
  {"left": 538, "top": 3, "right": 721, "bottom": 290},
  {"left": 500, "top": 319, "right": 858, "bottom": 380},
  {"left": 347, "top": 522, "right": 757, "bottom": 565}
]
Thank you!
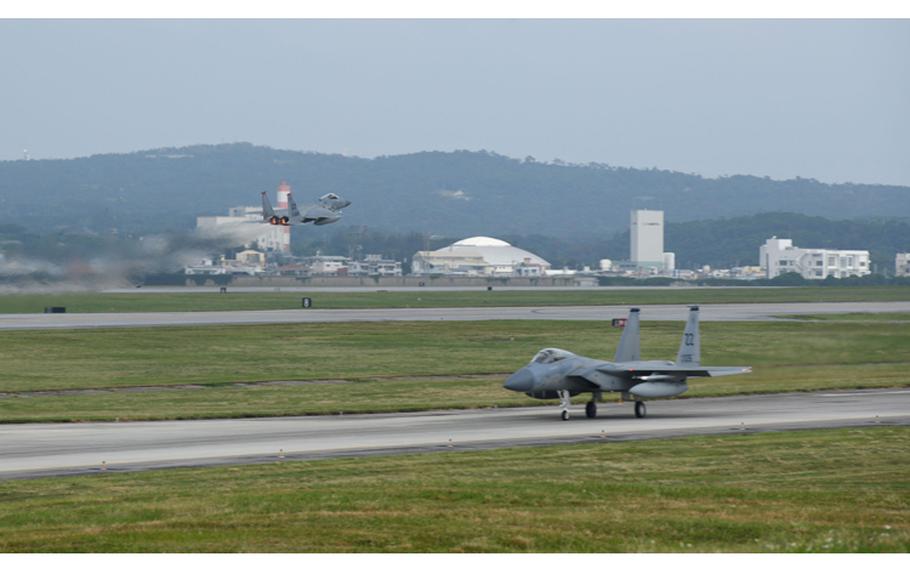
[
  {"left": 896, "top": 253, "right": 910, "bottom": 277},
  {"left": 348, "top": 254, "right": 403, "bottom": 277},
  {"left": 730, "top": 265, "right": 765, "bottom": 280},
  {"left": 760, "top": 237, "right": 870, "bottom": 279},
  {"left": 235, "top": 249, "right": 266, "bottom": 268},
  {"left": 303, "top": 255, "right": 349, "bottom": 276},
  {"left": 184, "top": 253, "right": 267, "bottom": 276}
]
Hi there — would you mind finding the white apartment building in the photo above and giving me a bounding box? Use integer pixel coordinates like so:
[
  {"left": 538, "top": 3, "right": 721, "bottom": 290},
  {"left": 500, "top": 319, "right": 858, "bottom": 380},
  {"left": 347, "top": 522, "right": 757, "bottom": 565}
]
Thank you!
[
  {"left": 896, "top": 253, "right": 910, "bottom": 277},
  {"left": 760, "top": 237, "right": 870, "bottom": 279},
  {"left": 630, "top": 210, "right": 664, "bottom": 268}
]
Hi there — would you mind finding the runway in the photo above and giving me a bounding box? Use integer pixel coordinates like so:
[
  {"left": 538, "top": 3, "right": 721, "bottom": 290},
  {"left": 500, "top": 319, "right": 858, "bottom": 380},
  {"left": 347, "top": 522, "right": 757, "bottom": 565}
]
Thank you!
[
  {"left": 104, "top": 285, "right": 790, "bottom": 293},
  {"left": 1, "top": 301, "right": 909, "bottom": 330},
  {"left": 2, "top": 389, "right": 908, "bottom": 479}
]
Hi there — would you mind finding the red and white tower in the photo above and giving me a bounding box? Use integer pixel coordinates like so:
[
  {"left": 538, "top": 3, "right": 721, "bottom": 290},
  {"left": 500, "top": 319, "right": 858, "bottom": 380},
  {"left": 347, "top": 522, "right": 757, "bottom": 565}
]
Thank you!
[
  {"left": 277, "top": 181, "right": 291, "bottom": 210},
  {"left": 274, "top": 181, "right": 292, "bottom": 253}
]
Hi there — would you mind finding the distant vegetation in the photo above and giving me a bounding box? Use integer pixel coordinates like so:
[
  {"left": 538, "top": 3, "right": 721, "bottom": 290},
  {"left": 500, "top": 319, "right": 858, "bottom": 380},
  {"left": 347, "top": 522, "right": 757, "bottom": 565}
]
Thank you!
[
  {"left": 2, "top": 144, "right": 908, "bottom": 277},
  {"left": 2, "top": 212, "right": 910, "bottom": 284},
  {"left": 664, "top": 213, "right": 910, "bottom": 270},
  {"left": 295, "top": 212, "right": 910, "bottom": 272},
  {"left": 2, "top": 143, "right": 908, "bottom": 239}
]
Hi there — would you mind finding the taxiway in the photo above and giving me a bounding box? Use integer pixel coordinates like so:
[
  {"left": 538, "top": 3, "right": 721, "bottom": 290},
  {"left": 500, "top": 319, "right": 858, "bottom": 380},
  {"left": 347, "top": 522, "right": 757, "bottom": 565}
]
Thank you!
[
  {"left": 2, "top": 388, "right": 907, "bottom": 479},
  {"left": 0, "top": 301, "right": 909, "bottom": 330}
]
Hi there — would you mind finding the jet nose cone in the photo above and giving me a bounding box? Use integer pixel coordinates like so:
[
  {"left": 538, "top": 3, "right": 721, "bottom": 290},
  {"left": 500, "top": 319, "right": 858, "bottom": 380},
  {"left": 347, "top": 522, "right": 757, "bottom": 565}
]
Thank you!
[{"left": 504, "top": 368, "right": 535, "bottom": 392}]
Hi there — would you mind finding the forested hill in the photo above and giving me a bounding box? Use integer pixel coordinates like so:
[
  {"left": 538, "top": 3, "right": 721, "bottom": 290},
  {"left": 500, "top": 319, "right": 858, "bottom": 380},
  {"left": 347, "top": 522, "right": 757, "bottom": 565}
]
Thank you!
[{"left": 1, "top": 143, "right": 908, "bottom": 237}]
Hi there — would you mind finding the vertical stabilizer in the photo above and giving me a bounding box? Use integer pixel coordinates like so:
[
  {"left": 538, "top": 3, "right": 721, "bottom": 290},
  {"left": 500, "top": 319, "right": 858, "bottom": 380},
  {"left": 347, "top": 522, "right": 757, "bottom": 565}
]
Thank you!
[
  {"left": 676, "top": 306, "right": 701, "bottom": 366},
  {"left": 287, "top": 192, "right": 302, "bottom": 220},
  {"left": 261, "top": 192, "right": 276, "bottom": 219},
  {"left": 614, "top": 308, "right": 641, "bottom": 362}
]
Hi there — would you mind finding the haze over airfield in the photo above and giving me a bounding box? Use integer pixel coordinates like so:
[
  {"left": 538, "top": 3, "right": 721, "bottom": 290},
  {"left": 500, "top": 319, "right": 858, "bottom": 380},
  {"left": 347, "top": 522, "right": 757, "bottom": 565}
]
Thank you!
[{"left": 1, "top": 19, "right": 908, "bottom": 186}]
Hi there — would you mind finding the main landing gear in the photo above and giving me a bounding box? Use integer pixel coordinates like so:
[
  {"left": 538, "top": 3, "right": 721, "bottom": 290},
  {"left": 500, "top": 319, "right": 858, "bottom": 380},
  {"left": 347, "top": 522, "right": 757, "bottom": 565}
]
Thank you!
[
  {"left": 585, "top": 400, "right": 597, "bottom": 419},
  {"left": 634, "top": 400, "right": 647, "bottom": 418}
]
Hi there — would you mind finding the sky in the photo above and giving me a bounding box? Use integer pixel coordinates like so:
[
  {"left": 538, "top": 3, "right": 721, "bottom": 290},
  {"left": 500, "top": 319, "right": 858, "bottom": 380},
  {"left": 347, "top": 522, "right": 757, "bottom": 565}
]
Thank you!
[{"left": 0, "top": 19, "right": 908, "bottom": 186}]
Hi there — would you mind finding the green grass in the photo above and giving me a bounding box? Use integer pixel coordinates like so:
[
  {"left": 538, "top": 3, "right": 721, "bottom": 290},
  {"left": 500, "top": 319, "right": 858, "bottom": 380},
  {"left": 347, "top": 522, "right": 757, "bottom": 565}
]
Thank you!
[
  {"left": 0, "top": 378, "right": 552, "bottom": 422},
  {"left": 1, "top": 286, "right": 910, "bottom": 313},
  {"left": 781, "top": 312, "right": 910, "bottom": 322},
  {"left": 0, "top": 427, "right": 907, "bottom": 552},
  {"left": 0, "top": 319, "right": 908, "bottom": 422}
]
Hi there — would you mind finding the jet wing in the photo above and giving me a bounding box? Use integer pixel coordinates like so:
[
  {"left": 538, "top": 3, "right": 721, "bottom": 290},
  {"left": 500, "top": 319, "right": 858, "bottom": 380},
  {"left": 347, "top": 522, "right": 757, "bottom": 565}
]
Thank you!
[
  {"left": 566, "top": 367, "right": 624, "bottom": 390},
  {"left": 596, "top": 362, "right": 751, "bottom": 379},
  {"left": 562, "top": 374, "right": 603, "bottom": 390}
]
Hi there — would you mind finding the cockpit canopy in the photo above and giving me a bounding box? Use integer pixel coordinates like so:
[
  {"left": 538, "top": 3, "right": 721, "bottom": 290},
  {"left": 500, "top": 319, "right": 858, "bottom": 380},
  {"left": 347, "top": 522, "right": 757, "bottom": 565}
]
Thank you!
[
  {"left": 321, "top": 193, "right": 340, "bottom": 200},
  {"left": 530, "top": 348, "right": 574, "bottom": 365}
]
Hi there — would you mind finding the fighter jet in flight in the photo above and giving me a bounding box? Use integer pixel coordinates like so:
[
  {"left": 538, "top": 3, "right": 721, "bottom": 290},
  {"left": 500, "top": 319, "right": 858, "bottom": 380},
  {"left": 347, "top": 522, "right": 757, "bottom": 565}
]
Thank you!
[
  {"left": 260, "top": 191, "right": 351, "bottom": 226},
  {"left": 504, "top": 306, "right": 751, "bottom": 420}
]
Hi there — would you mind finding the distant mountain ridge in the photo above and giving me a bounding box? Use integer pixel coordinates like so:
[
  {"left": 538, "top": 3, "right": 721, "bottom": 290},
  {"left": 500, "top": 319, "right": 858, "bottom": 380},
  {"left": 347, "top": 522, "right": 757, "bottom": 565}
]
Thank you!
[{"left": 1, "top": 143, "right": 908, "bottom": 237}]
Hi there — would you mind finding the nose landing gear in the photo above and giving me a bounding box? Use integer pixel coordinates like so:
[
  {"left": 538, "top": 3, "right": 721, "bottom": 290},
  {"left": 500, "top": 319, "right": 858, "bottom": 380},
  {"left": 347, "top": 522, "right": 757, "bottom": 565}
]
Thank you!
[
  {"left": 557, "top": 390, "right": 571, "bottom": 420},
  {"left": 634, "top": 400, "right": 647, "bottom": 418}
]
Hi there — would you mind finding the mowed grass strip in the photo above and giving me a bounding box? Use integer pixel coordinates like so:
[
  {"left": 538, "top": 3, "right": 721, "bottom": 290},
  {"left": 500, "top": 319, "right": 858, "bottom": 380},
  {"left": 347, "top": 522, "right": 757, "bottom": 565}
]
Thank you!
[
  {"left": 781, "top": 312, "right": 910, "bottom": 322},
  {"left": 0, "top": 427, "right": 906, "bottom": 552},
  {"left": 1, "top": 286, "right": 909, "bottom": 313},
  {"left": 0, "top": 319, "right": 908, "bottom": 421},
  {"left": 0, "top": 378, "right": 548, "bottom": 422}
]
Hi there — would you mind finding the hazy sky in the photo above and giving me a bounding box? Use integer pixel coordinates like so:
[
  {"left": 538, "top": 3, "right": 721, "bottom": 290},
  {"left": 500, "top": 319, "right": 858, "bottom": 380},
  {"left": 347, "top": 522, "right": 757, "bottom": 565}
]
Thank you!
[{"left": 1, "top": 19, "right": 908, "bottom": 185}]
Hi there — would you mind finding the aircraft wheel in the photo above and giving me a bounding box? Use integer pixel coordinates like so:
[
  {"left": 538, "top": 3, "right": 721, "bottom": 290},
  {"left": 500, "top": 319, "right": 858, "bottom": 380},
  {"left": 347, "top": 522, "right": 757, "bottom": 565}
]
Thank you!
[
  {"left": 585, "top": 400, "right": 597, "bottom": 419},
  {"left": 634, "top": 401, "right": 647, "bottom": 418},
  {"left": 561, "top": 409, "right": 570, "bottom": 421}
]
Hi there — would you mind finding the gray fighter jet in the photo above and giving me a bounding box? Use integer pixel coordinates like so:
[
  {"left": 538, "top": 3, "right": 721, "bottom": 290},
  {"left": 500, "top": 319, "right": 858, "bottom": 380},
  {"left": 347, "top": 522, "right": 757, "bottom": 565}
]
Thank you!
[
  {"left": 260, "top": 191, "right": 351, "bottom": 226},
  {"left": 504, "top": 306, "right": 751, "bottom": 420}
]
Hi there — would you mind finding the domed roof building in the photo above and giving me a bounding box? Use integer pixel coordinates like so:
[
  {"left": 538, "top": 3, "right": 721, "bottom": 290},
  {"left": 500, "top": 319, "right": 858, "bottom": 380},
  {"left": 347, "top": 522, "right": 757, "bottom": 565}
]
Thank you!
[{"left": 412, "top": 236, "right": 551, "bottom": 276}]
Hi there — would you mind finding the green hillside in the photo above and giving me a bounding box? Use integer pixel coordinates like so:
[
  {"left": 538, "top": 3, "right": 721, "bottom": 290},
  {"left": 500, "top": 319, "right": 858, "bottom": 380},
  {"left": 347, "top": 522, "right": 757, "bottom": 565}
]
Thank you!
[{"left": 1, "top": 143, "right": 908, "bottom": 238}]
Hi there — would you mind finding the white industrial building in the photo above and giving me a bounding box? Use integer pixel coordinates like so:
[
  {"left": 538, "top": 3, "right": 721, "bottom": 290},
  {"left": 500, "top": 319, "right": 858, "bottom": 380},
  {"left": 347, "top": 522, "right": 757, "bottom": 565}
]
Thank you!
[
  {"left": 896, "top": 253, "right": 910, "bottom": 277},
  {"left": 411, "top": 236, "right": 551, "bottom": 276},
  {"left": 630, "top": 210, "right": 664, "bottom": 268},
  {"left": 760, "top": 237, "right": 871, "bottom": 279},
  {"left": 629, "top": 210, "right": 675, "bottom": 274}
]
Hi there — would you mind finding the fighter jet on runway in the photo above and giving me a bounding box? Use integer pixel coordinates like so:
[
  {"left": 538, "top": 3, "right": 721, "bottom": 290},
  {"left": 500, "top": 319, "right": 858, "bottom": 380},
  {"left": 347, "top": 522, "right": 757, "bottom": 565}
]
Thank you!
[
  {"left": 504, "top": 306, "right": 751, "bottom": 420},
  {"left": 260, "top": 191, "right": 351, "bottom": 226}
]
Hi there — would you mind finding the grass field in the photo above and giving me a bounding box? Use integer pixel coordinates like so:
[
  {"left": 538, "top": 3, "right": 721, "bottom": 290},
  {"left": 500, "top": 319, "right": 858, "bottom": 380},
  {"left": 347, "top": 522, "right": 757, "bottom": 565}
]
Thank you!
[
  {"left": 0, "top": 319, "right": 908, "bottom": 422},
  {"left": 782, "top": 312, "right": 910, "bottom": 322},
  {"left": 0, "top": 427, "right": 906, "bottom": 552},
  {"left": 1, "top": 286, "right": 910, "bottom": 313}
]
